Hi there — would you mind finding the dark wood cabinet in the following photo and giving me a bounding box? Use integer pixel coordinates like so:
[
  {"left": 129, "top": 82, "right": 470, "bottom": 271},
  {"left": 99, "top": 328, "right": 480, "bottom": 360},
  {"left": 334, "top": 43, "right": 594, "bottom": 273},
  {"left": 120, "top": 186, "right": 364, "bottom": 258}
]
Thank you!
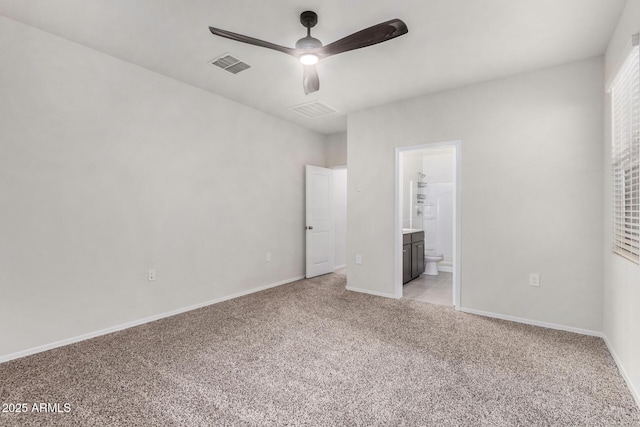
[
  {"left": 403, "top": 231, "right": 425, "bottom": 284},
  {"left": 411, "top": 241, "right": 425, "bottom": 279},
  {"left": 402, "top": 243, "right": 411, "bottom": 283}
]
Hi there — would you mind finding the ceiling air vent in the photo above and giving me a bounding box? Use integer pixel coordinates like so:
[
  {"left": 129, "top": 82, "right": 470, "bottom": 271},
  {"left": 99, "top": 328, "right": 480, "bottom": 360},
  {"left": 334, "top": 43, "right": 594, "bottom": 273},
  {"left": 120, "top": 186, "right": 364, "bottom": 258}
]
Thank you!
[
  {"left": 210, "top": 53, "right": 251, "bottom": 74},
  {"left": 290, "top": 100, "right": 338, "bottom": 119}
]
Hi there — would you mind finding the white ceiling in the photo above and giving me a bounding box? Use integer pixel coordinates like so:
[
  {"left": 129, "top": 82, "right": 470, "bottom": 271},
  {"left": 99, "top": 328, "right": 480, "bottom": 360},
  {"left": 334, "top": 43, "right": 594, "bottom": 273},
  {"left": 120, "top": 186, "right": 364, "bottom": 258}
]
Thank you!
[{"left": 0, "top": 0, "right": 626, "bottom": 135}]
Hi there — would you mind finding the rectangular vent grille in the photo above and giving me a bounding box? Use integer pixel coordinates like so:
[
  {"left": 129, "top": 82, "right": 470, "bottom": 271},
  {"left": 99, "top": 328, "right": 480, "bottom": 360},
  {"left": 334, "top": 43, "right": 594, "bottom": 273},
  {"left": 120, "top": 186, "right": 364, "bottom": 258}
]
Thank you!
[
  {"left": 210, "top": 53, "right": 251, "bottom": 74},
  {"left": 290, "top": 100, "right": 339, "bottom": 119}
]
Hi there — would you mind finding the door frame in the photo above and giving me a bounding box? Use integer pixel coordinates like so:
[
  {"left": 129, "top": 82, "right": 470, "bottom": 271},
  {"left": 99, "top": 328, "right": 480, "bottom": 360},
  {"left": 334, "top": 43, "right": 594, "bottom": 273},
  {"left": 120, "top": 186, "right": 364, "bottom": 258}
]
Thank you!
[{"left": 394, "top": 140, "right": 462, "bottom": 309}]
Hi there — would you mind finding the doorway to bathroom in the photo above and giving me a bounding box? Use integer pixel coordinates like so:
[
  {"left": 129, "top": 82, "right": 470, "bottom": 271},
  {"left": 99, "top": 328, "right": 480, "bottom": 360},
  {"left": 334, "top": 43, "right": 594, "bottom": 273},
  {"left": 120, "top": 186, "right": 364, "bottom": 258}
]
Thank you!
[{"left": 395, "top": 141, "right": 461, "bottom": 308}]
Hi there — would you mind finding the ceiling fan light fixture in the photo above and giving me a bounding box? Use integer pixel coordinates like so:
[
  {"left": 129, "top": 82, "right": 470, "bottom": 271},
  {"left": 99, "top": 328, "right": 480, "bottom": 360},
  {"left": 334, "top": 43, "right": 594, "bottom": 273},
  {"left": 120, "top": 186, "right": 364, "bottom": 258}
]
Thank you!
[
  {"left": 300, "top": 53, "right": 319, "bottom": 65},
  {"left": 208, "top": 11, "right": 408, "bottom": 94}
]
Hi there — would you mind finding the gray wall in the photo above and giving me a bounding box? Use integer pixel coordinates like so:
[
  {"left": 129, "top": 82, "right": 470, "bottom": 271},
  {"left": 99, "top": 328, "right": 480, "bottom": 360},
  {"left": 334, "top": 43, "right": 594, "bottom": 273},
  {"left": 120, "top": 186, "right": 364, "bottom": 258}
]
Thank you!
[
  {"left": 603, "top": 0, "right": 640, "bottom": 406},
  {"left": 326, "top": 132, "right": 348, "bottom": 270},
  {"left": 325, "top": 132, "right": 347, "bottom": 167},
  {"left": 0, "top": 16, "right": 326, "bottom": 358},
  {"left": 333, "top": 168, "right": 347, "bottom": 268},
  {"left": 347, "top": 57, "right": 604, "bottom": 332}
]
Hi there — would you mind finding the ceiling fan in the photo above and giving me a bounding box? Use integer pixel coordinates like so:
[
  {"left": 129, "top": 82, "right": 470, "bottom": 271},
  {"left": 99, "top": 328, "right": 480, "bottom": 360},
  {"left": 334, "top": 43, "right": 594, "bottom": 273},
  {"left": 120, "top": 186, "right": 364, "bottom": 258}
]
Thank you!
[{"left": 209, "top": 11, "right": 408, "bottom": 95}]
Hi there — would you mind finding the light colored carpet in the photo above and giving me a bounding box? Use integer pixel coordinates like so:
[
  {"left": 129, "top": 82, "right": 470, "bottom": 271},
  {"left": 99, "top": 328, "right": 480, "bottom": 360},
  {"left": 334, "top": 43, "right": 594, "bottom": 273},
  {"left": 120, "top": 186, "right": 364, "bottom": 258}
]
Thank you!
[{"left": 1, "top": 274, "right": 638, "bottom": 426}]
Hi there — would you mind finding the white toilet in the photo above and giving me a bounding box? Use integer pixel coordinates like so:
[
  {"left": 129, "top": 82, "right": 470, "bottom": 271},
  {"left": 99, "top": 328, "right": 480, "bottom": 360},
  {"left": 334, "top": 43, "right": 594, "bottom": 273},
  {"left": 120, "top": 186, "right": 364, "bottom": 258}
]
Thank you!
[{"left": 424, "top": 252, "right": 444, "bottom": 275}]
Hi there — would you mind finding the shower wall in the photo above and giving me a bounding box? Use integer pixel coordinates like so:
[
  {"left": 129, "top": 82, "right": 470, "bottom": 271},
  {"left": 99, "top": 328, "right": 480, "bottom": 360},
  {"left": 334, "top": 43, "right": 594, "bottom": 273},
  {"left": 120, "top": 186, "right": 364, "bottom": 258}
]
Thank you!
[
  {"left": 422, "top": 149, "right": 454, "bottom": 270},
  {"left": 402, "top": 155, "right": 424, "bottom": 229}
]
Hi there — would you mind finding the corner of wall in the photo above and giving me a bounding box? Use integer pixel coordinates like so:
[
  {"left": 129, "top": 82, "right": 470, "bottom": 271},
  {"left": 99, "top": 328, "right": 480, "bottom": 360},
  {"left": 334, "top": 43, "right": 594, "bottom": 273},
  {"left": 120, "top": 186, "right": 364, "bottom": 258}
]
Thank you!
[
  {"left": 325, "top": 132, "right": 348, "bottom": 167},
  {"left": 602, "top": 0, "right": 640, "bottom": 411}
]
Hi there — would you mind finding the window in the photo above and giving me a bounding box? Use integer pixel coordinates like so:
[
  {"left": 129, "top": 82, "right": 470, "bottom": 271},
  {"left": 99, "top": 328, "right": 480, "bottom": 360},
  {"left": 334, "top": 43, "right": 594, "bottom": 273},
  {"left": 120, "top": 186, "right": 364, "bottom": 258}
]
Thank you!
[{"left": 610, "top": 34, "right": 640, "bottom": 263}]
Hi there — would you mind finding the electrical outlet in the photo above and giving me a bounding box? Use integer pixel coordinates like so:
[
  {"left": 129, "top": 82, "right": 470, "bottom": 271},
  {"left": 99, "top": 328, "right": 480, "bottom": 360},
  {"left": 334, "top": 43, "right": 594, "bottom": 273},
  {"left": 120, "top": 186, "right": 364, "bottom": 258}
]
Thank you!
[
  {"left": 266, "top": 251, "right": 271, "bottom": 262},
  {"left": 529, "top": 273, "right": 540, "bottom": 287},
  {"left": 148, "top": 269, "right": 156, "bottom": 282},
  {"left": 355, "top": 254, "right": 363, "bottom": 265}
]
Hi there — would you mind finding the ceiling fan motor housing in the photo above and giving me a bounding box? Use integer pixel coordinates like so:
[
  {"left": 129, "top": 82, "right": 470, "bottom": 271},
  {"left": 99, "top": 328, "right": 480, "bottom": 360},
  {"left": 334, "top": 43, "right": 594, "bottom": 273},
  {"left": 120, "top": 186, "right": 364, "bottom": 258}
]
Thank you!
[
  {"left": 300, "top": 11, "right": 317, "bottom": 28},
  {"left": 297, "top": 11, "right": 321, "bottom": 50}
]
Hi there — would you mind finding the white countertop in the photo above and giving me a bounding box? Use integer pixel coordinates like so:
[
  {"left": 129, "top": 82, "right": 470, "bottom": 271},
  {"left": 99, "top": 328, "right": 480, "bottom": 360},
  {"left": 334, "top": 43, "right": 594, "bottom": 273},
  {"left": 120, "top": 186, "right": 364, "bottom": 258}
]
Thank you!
[{"left": 402, "top": 228, "right": 423, "bottom": 234}]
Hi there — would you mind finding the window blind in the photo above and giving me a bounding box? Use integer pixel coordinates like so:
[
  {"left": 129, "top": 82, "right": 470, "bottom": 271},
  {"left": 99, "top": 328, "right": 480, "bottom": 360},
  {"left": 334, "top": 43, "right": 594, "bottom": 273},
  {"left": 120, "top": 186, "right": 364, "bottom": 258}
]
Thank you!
[{"left": 610, "top": 35, "right": 640, "bottom": 263}]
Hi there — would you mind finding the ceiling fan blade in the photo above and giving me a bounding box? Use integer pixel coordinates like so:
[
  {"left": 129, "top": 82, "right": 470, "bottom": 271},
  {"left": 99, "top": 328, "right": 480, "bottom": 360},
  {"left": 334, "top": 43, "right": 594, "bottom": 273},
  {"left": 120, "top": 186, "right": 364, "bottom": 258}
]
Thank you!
[
  {"left": 318, "top": 19, "right": 408, "bottom": 58},
  {"left": 303, "top": 65, "right": 320, "bottom": 95},
  {"left": 209, "top": 27, "right": 297, "bottom": 57}
]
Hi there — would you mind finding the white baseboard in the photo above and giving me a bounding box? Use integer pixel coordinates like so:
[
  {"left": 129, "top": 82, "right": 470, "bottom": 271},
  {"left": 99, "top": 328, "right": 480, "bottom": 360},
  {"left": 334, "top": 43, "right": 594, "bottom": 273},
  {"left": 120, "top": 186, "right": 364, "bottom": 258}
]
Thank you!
[
  {"left": 438, "top": 259, "right": 453, "bottom": 273},
  {"left": 459, "top": 307, "right": 602, "bottom": 337},
  {"left": 602, "top": 335, "right": 640, "bottom": 409},
  {"left": 0, "top": 275, "right": 304, "bottom": 364},
  {"left": 334, "top": 264, "right": 347, "bottom": 270},
  {"left": 345, "top": 286, "right": 397, "bottom": 299},
  {"left": 420, "top": 265, "right": 452, "bottom": 274}
]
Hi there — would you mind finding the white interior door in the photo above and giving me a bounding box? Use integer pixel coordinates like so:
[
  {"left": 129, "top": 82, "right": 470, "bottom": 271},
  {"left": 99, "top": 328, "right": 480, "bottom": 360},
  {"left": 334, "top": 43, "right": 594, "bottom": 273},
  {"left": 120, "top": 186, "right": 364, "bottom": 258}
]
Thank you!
[{"left": 305, "top": 165, "right": 335, "bottom": 278}]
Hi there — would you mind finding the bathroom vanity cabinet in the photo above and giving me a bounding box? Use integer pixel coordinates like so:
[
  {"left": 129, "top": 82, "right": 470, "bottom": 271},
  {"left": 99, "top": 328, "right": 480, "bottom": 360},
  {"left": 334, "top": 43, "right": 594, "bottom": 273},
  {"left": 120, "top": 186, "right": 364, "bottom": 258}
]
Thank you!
[{"left": 403, "top": 230, "right": 425, "bottom": 284}]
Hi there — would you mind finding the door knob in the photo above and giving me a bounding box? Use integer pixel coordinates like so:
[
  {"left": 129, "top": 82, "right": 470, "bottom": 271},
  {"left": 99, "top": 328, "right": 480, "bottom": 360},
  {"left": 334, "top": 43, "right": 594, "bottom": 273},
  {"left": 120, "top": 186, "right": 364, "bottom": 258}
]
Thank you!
[{"left": 306, "top": 226, "right": 314, "bottom": 230}]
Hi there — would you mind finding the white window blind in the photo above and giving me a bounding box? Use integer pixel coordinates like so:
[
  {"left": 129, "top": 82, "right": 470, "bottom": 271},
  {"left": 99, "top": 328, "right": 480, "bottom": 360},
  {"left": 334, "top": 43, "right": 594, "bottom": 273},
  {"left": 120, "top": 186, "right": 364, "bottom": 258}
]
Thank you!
[{"left": 610, "top": 35, "right": 640, "bottom": 263}]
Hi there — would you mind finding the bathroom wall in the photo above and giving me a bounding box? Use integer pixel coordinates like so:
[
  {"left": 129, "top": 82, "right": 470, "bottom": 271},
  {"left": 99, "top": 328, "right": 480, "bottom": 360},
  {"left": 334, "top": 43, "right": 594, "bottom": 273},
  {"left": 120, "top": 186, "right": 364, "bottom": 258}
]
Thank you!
[{"left": 422, "top": 149, "right": 454, "bottom": 183}]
